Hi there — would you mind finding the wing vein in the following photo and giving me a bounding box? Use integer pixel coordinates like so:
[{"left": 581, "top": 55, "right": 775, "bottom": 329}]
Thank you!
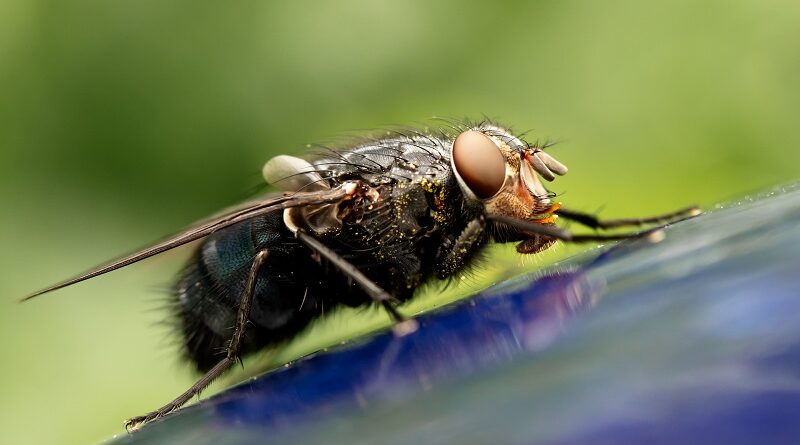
[{"left": 21, "top": 187, "right": 348, "bottom": 301}]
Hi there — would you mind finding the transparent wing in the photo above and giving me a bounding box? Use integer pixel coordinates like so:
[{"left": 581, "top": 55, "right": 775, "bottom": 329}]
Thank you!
[{"left": 21, "top": 186, "right": 349, "bottom": 301}]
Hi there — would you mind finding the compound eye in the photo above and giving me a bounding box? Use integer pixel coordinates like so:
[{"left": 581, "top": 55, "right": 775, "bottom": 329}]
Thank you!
[{"left": 452, "top": 130, "right": 506, "bottom": 199}]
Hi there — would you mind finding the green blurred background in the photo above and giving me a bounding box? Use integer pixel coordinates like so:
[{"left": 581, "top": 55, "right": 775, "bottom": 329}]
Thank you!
[{"left": 1, "top": 1, "right": 798, "bottom": 444}]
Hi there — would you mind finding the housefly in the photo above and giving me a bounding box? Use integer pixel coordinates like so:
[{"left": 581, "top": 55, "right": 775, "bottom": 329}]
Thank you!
[{"left": 21, "top": 119, "right": 699, "bottom": 430}]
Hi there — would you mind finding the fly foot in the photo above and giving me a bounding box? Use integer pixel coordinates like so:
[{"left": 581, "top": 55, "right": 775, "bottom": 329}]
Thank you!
[
  {"left": 125, "top": 404, "right": 178, "bottom": 432},
  {"left": 392, "top": 318, "right": 419, "bottom": 337}
]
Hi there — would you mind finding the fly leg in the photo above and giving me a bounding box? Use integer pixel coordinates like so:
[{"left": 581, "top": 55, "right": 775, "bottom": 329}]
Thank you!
[
  {"left": 125, "top": 248, "right": 270, "bottom": 431},
  {"left": 555, "top": 205, "right": 700, "bottom": 230},
  {"left": 489, "top": 214, "right": 670, "bottom": 243},
  {"left": 439, "top": 218, "right": 487, "bottom": 278},
  {"left": 295, "top": 230, "right": 418, "bottom": 335}
]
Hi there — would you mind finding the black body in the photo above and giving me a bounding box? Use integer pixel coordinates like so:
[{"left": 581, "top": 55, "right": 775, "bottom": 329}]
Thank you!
[{"left": 175, "top": 132, "right": 487, "bottom": 371}]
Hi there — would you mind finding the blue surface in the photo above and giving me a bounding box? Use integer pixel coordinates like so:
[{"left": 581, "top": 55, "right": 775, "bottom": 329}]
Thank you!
[{"left": 113, "top": 185, "right": 800, "bottom": 445}]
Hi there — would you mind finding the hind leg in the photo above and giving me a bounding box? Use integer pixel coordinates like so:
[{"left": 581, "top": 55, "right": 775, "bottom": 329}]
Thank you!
[{"left": 126, "top": 248, "right": 270, "bottom": 431}]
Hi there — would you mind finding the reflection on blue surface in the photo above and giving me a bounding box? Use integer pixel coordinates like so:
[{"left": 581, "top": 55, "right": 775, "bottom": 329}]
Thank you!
[
  {"left": 211, "top": 267, "right": 599, "bottom": 429},
  {"left": 115, "top": 185, "right": 800, "bottom": 445}
]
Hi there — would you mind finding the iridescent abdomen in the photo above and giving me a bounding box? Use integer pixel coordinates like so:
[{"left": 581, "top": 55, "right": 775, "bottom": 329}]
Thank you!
[{"left": 173, "top": 211, "right": 323, "bottom": 371}]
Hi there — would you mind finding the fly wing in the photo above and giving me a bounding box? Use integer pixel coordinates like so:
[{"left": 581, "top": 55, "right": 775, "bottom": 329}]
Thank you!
[{"left": 21, "top": 186, "right": 350, "bottom": 301}]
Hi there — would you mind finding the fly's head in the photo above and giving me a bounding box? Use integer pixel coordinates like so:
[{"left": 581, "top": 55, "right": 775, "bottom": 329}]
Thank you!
[{"left": 450, "top": 124, "right": 568, "bottom": 252}]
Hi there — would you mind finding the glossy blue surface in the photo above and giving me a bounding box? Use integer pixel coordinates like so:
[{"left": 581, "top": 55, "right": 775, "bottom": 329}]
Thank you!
[{"left": 113, "top": 185, "right": 800, "bottom": 445}]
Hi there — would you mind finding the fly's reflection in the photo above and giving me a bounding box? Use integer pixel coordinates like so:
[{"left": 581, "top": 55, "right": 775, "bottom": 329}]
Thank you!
[{"left": 209, "top": 266, "right": 605, "bottom": 428}]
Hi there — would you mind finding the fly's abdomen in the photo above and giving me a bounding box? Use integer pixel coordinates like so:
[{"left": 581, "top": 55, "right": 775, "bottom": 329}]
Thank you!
[{"left": 173, "top": 211, "right": 318, "bottom": 372}]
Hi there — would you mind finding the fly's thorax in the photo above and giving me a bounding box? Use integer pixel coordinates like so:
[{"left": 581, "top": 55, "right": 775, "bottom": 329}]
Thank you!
[{"left": 272, "top": 131, "right": 458, "bottom": 241}]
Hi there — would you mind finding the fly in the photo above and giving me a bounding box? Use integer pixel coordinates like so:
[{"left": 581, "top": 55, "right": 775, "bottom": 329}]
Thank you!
[{"left": 21, "top": 119, "right": 700, "bottom": 430}]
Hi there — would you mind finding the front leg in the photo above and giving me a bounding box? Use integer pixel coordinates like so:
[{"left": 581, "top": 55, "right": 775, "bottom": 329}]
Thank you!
[
  {"left": 489, "top": 214, "right": 667, "bottom": 243},
  {"left": 556, "top": 206, "right": 700, "bottom": 229},
  {"left": 438, "top": 217, "right": 487, "bottom": 279}
]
